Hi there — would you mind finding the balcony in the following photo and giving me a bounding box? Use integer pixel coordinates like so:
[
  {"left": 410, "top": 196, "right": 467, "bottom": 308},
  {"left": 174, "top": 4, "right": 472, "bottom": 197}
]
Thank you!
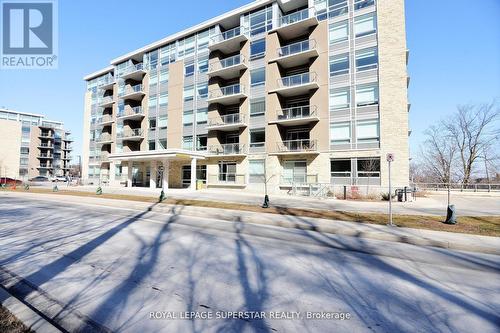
[
  {"left": 98, "top": 96, "right": 114, "bottom": 108},
  {"left": 62, "top": 155, "right": 72, "bottom": 160},
  {"left": 121, "top": 63, "right": 146, "bottom": 81},
  {"left": 207, "top": 173, "right": 246, "bottom": 187},
  {"left": 275, "top": 8, "right": 318, "bottom": 39},
  {"left": 208, "top": 54, "right": 247, "bottom": 80},
  {"left": 274, "top": 139, "right": 318, "bottom": 155},
  {"left": 207, "top": 84, "right": 247, "bottom": 105},
  {"left": 270, "top": 40, "right": 318, "bottom": 68},
  {"left": 207, "top": 143, "right": 247, "bottom": 156},
  {"left": 38, "top": 143, "right": 53, "bottom": 149},
  {"left": 117, "top": 106, "right": 144, "bottom": 121},
  {"left": 63, "top": 136, "right": 74, "bottom": 142},
  {"left": 100, "top": 152, "right": 110, "bottom": 163},
  {"left": 119, "top": 84, "right": 144, "bottom": 101},
  {"left": 270, "top": 72, "right": 319, "bottom": 97},
  {"left": 62, "top": 146, "right": 72, "bottom": 151},
  {"left": 117, "top": 128, "right": 144, "bottom": 141},
  {"left": 270, "top": 106, "right": 319, "bottom": 126},
  {"left": 209, "top": 27, "right": 248, "bottom": 54},
  {"left": 38, "top": 133, "right": 54, "bottom": 139},
  {"left": 280, "top": 174, "right": 319, "bottom": 186},
  {"left": 37, "top": 153, "right": 53, "bottom": 159},
  {"left": 96, "top": 133, "right": 113, "bottom": 144},
  {"left": 99, "top": 75, "right": 115, "bottom": 91},
  {"left": 38, "top": 164, "right": 53, "bottom": 169},
  {"left": 96, "top": 115, "right": 114, "bottom": 126},
  {"left": 207, "top": 113, "right": 247, "bottom": 131}
]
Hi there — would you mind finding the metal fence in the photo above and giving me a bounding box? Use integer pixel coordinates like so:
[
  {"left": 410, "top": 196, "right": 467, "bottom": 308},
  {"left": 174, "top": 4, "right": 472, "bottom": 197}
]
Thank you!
[{"left": 414, "top": 183, "right": 500, "bottom": 192}]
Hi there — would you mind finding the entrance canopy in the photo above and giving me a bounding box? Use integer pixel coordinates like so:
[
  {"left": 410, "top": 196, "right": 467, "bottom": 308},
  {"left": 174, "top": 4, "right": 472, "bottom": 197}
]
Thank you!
[{"left": 108, "top": 149, "right": 206, "bottom": 162}]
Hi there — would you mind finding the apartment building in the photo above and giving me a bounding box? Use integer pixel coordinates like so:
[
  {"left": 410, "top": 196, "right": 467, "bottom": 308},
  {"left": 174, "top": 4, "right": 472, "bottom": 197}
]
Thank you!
[
  {"left": 0, "top": 109, "right": 73, "bottom": 180},
  {"left": 83, "top": 0, "right": 409, "bottom": 193}
]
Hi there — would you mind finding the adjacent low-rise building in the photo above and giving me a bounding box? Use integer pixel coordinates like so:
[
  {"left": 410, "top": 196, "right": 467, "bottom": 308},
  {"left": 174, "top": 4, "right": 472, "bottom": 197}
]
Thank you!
[
  {"left": 83, "top": 0, "right": 410, "bottom": 193},
  {"left": 0, "top": 109, "right": 73, "bottom": 180}
]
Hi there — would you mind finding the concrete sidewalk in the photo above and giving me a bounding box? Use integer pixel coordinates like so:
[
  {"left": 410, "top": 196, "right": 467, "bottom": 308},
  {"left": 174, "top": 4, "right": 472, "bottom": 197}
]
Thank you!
[{"left": 4, "top": 191, "right": 499, "bottom": 255}]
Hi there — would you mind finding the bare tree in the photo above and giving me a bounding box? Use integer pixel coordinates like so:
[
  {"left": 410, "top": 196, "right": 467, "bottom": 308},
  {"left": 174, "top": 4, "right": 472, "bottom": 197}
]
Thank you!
[
  {"left": 360, "top": 158, "right": 379, "bottom": 194},
  {"left": 420, "top": 124, "right": 457, "bottom": 183},
  {"left": 442, "top": 103, "right": 500, "bottom": 184}
]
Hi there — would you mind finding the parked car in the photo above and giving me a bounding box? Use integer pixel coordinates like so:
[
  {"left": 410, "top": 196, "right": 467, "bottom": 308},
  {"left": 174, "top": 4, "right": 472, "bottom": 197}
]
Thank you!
[
  {"left": 0, "top": 178, "right": 22, "bottom": 186},
  {"left": 29, "top": 176, "right": 50, "bottom": 182},
  {"left": 52, "top": 176, "right": 68, "bottom": 182}
]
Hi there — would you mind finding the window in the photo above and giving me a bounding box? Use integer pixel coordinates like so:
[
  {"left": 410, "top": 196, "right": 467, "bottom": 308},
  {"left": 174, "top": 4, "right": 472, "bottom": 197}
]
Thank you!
[
  {"left": 160, "top": 68, "right": 169, "bottom": 82},
  {"left": 197, "top": 83, "right": 208, "bottom": 99},
  {"left": 182, "top": 136, "right": 193, "bottom": 150},
  {"left": 158, "top": 115, "right": 167, "bottom": 129},
  {"left": 282, "top": 160, "right": 307, "bottom": 184},
  {"left": 149, "top": 70, "right": 158, "bottom": 87},
  {"left": 354, "top": 0, "right": 375, "bottom": 11},
  {"left": 197, "top": 29, "right": 210, "bottom": 52},
  {"left": 356, "top": 47, "right": 378, "bottom": 71},
  {"left": 250, "top": 128, "right": 265, "bottom": 148},
  {"left": 250, "top": 39, "right": 266, "bottom": 59},
  {"left": 331, "top": 159, "right": 351, "bottom": 177},
  {"left": 196, "top": 108, "right": 208, "bottom": 124},
  {"left": 330, "top": 122, "right": 351, "bottom": 144},
  {"left": 249, "top": 159, "right": 265, "bottom": 183},
  {"left": 178, "top": 35, "right": 195, "bottom": 58},
  {"left": 250, "top": 98, "right": 266, "bottom": 116},
  {"left": 330, "top": 88, "right": 350, "bottom": 110},
  {"left": 251, "top": 68, "right": 266, "bottom": 86},
  {"left": 149, "top": 118, "right": 157, "bottom": 129},
  {"left": 148, "top": 95, "right": 157, "bottom": 111},
  {"left": 197, "top": 57, "right": 208, "bottom": 73},
  {"left": 218, "top": 162, "right": 237, "bottom": 182},
  {"left": 183, "top": 110, "right": 193, "bottom": 125},
  {"left": 329, "top": 20, "right": 348, "bottom": 44},
  {"left": 357, "top": 158, "right": 380, "bottom": 177},
  {"left": 196, "top": 135, "right": 207, "bottom": 150},
  {"left": 356, "top": 119, "right": 379, "bottom": 142},
  {"left": 247, "top": 6, "right": 273, "bottom": 36},
  {"left": 185, "top": 63, "right": 195, "bottom": 77},
  {"left": 149, "top": 140, "right": 156, "bottom": 151},
  {"left": 330, "top": 54, "right": 349, "bottom": 76},
  {"left": 184, "top": 85, "right": 194, "bottom": 101},
  {"left": 115, "top": 165, "right": 123, "bottom": 177},
  {"left": 159, "top": 92, "right": 168, "bottom": 106},
  {"left": 354, "top": 13, "right": 376, "bottom": 37},
  {"left": 356, "top": 84, "right": 379, "bottom": 106},
  {"left": 159, "top": 139, "right": 167, "bottom": 149},
  {"left": 160, "top": 43, "right": 176, "bottom": 65}
]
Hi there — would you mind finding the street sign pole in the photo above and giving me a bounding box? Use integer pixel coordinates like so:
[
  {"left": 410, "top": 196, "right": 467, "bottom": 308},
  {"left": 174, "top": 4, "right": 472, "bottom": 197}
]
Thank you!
[{"left": 386, "top": 153, "right": 395, "bottom": 227}]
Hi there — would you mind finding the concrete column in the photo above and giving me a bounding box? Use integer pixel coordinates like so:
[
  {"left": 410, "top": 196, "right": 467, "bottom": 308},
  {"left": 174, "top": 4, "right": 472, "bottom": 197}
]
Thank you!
[
  {"left": 142, "top": 162, "right": 148, "bottom": 186},
  {"left": 190, "top": 158, "right": 197, "bottom": 189},
  {"left": 150, "top": 161, "right": 157, "bottom": 189},
  {"left": 127, "top": 161, "right": 133, "bottom": 188},
  {"left": 109, "top": 162, "right": 116, "bottom": 185},
  {"left": 162, "top": 160, "right": 169, "bottom": 190}
]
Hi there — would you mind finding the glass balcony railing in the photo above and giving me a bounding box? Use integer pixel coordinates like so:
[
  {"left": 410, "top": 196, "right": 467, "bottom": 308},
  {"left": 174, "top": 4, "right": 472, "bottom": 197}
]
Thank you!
[
  {"left": 97, "top": 115, "right": 113, "bottom": 125},
  {"left": 117, "top": 128, "right": 144, "bottom": 139},
  {"left": 277, "top": 139, "right": 317, "bottom": 152},
  {"left": 210, "top": 26, "right": 246, "bottom": 44},
  {"left": 278, "top": 72, "right": 317, "bottom": 88},
  {"left": 277, "top": 106, "right": 317, "bottom": 121},
  {"left": 119, "top": 84, "right": 143, "bottom": 97},
  {"left": 210, "top": 54, "right": 245, "bottom": 72},
  {"left": 122, "top": 63, "right": 144, "bottom": 76},
  {"left": 280, "top": 8, "right": 315, "bottom": 27},
  {"left": 208, "top": 143, "right": 246, "bottom": 155},
  {"left": 117, "top": 106, "right": 143, "bottom": 118},
  {"left": 97, "top": 133, "right": 112, "bottom": 143},
  {"left": 98, "top": 96, "right": 114, "bottom": 105},
  {"left": 278, "top": 40, "right": 316, "bottom": 57},
  {"left": 208, "top": 113, "right": 245, "bottom": 127},
  {"left": 208, "top": 173, "right": 246, "bottom": 185},
  {"left": 208, "top": 84, "right": 245, "bottom": 99}
]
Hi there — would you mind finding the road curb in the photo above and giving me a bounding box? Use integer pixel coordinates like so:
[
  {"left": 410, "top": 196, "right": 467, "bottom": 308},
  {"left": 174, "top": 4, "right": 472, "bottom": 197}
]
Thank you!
[{"left": 0, "top": 286, "right": 62, "bottom": 333}]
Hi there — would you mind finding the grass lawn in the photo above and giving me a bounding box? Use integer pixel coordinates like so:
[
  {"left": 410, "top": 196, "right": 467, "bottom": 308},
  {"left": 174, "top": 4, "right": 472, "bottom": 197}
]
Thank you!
[
  {"left": 0, "top": 305, "right": 32, "bottom": 333},
  {"left": 4, "top": 187, "right": 500, "bottom": 237}
]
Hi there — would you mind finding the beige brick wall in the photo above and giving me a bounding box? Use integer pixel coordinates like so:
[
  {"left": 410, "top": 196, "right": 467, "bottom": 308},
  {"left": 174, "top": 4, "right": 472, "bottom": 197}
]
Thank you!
[{"left": 0, "top": 119, "right": 21, "bottom": 179}]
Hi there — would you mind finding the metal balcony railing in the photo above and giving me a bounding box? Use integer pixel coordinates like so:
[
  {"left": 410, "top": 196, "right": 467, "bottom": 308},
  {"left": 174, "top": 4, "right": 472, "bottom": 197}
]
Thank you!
[
  {"left": 209, "top": 54, "right": 245, "bottom": 72},
  {"left": 280, "top": 7, "right": 316, "bottom": 26},
  {"left": 208, "top": 84, "right": 244, "bottom": 99},
  {"left": 208, "top": 143, "right": 246, "bottom": 155},
  {"left": 99, "top": 74, "right": 115, "bottom": 87},
  {"left": 277, "top": 139, "right": 317, "bottom": 152},
  {"left": 278, "top": 72, "right": 317, "bottom": 88},
  {"left": 210, "top": 26, "right": 246, "bottom": 44},
  {"left": 39, "top": 133, "right": 54, "bottom": 138},
  {"left": 117, "top": 128, "right": 144, "bottom": 139},
  {"left": 277, "top": 106, "right": 317, "bottom": 121},
  {"left": 278, "top": 39, "right": 316, "bottom": 57},
  {"left": 38, "top": 153, "right": 53, "bottom": 158},
  {"left": 122, "top": 63, "right": 144, "bottom": 75},
  {"left": 208, "top": 173, "right": 246, "bottom": 185},
  {"left": 38, "top": 143, "right": 53, "bottom": 148},
  {"left": 281, "top": 174, "right": 318, "bottom": 185},
  {"left": 117, "top": 106, "right": 144, "bottom": 118},
  {"left": 119, "top": 84, "right": 143, "bottom": 97},
  {"left": 208, "top": 113, "right": 246, "bottom": 127}
]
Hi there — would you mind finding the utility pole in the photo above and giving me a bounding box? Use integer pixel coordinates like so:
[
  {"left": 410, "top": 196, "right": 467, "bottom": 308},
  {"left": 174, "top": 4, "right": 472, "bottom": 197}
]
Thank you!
[{"left": 386, "top": 153, "right": 394, "bottom": 227}]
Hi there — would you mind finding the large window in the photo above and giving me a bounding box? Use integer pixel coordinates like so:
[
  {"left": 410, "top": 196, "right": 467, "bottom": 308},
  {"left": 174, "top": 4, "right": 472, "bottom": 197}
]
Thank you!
[
  {"left": 354, "top": 13, "right": 377, "bottom": 37},
  {"left": 331, "top": 159, "right": 351, "bottom": 178},
  {"left": 330, "top": 88, "right": 350, "bottom": 110},
  {"left": 356, "top": 47, "right": 378, "bottom": 71},
  {"left": 356, "top": 119, "right": 379, "bottom": 142},
  {"left": 330, "top": 54, "right": 349, "bottom": 76},
  {"left": 149, "top": 118, "right": 157, "bottom": 129},
  {"left": 247, "top": 6, "right": 273, "bottom": 36},
  {"left": 159, "top": 92, "right": 168, "bottom": 107},
  {"left": 197, "top": 82, "right": 208, "bottom": 99},
  {"left": 158, "top": 115, "right": 168, "bottom": 129},
  {"left": 159, "top": 68, "right": 169, "bottom": 83},
  {"left": 183, "top": 110, "right": 193, "bottom": 125},
  {"left": 356, "top": 84, "right": 379, "bottom": 106},
  {"left": 354, "top": 0, "right": 375, "bottom": 11},
  {"left": 196, "top": 135, "right": 207, "bottom": 150},
  {"left": 357, "top": 158, "right": 380, "bottom": 177},
  {"left": 184, "top": 62, "right": 195, "bottom": 77},
  {"left": 251, "top": 68, "right": 266, "bottom": 86},
  {"left": 250, "top": 128, "right": 265, "bottom": 148},
  {"left": 196, "top": 108, "right": 208, "bottom": 124},
  {"left": 197, "top": 57, "right": 209, "bottom": 73},
  {"left": 183, "top": 85, "right": 194, "bottom": 102},
  {"left": 330, "top": 122, "right": 351, "bottom": 144},
  {"left": 250, "top": 39, "right": 266, "bottom": 59},
  {"left": 250, "top": 98, "right": 266, "bottom": 116},
  {"left": 329, "top": 20, "right": 348, "bottom": 44},
  {"left": 149, "top": 140, "right": 156, "bottom": 151},
  {"left": 249, "top": 159, "right": 265, "bottom": 183},
  {"left": 282, "top": 160, "right": 307, "bottom": 184},
  {"left": 182, "top": 136, "right": 193, "bottom": 150}
]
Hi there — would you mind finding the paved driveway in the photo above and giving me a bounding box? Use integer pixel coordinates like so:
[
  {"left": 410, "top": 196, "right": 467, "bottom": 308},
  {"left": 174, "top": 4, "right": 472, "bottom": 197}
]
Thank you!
[{"left": 0, "top": 195, "right": 499, "bottom": 332}]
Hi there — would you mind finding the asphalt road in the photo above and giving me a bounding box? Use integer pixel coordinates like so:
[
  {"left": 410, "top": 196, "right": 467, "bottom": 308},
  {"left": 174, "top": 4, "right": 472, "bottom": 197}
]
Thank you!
[{"left": 0, "top": 195, "right": 499, "bottom": 332}]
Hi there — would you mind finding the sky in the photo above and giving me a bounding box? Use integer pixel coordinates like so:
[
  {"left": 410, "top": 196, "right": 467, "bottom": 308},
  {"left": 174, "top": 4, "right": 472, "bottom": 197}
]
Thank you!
[{"left": 0, "top": 0, "right": 499, "bottom": 161}]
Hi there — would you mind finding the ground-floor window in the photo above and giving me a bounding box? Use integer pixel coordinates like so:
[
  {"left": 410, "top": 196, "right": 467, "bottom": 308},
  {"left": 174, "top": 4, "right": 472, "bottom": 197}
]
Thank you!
[
  {"left": 282, "top": 160, "right": 307, "bottom": 184},
  {"left": 218, "top": 161, "right": 236, "bottom": 182},
  {"left": 249, "top": 159, "right": 265, "bottom": 183},
  {"left": 331, "top": 159, "right": 351, "bottom": 178},
  {"left": 357, "top": 158, "right": 380, "bottom": 177},
  {"left": 182, "top": 165, "right": 207, "bottom": 187}
]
